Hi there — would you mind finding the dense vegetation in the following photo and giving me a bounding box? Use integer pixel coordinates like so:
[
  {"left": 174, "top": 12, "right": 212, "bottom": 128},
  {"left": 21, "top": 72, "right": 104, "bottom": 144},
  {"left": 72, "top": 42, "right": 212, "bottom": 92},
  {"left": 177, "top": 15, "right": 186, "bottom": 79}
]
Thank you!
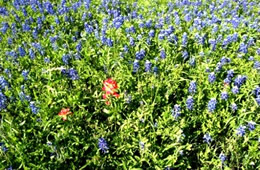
[{"left": 0, "top": 0, "right": 259, "bottom": 169}]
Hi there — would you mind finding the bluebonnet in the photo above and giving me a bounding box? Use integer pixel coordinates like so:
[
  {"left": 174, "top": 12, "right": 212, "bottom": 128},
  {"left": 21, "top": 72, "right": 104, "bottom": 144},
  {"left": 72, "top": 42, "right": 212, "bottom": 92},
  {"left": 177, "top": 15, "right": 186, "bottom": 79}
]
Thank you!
[
  {"left": 129, "top": 26, "right": 136, "bottom": 33},
  {"left": 145, "top": 60, "right": 152, "bottom": 72},
  {"left": 4, "top": 69, "right": 11, "bottom": 79},
  {"left": 238, "top": 42, "right": 248, "bottom": 54},
  {"left": 19, "top": 92, "right": 31, "bottom": 102},
  {"left": 22, "top": 23, "right": 30, "bottom": 32},
  {"left": 230, "top": 103, "right": 237, "bottom": 111},
  {"left": 139, "top": 141, "right": 145, "bottom": 150},
  {"left": 189, "top": 57, "right": 196, "bottom": 67},
  {"left": 22, "top": 70, "right": 29, "bottom": 80},
  {"left": 106, "top": 38, "right": 113, "bottom": 47},
  {"left": 254, "top": 86, "right": 260, "bottom": 96},
  {"left": 255, "top": 96, "right": 260, "bottom": 106},
  {"left": 18, "top": 46, "right": 26, "bottom": 57},
  {"left": 189, "top": 81, "right": 197, "bottom": 94},
  {"left": 234, "top": 75, "right": 247, "bottom": 87},
  {"left": 203, "top": 133, "right": 212, "bottom": 144},
  {"left": 62, "top": 68, "right": 79, "bottom": 80},
  {"left": 208, "top": 72, "right": 216, "bottom": 83},
  {"left": 248, "top": 56, "right": 255, "bottom": 61},
  {"left": 29, "top": 102, "right": 39, "bottom": 114},
  {"left": 208, "top": 98, "right": 217, "bottom": 112},
  {"left": 1, "top": 22, "right": 9, "bottom": 34},
  {"left": 182, "top": 32, "right": 188, "bottom": 46},
  {"left": 219, "top": 153, "right": 226, "bottom": 163},
  {"left": 29, "top": 49, "right": 35, "bottom": 59},
  {"left": 171, "top": 104, "right": 181, "bottom": 119},
  {"left": 232, "top": 86, "right": 239, "bottom": 94},
  {"left": 153, "top": 66, "right": 158, "bottom": 74},
  {"left": 129, "top": 37, "right": 135, "bottom": 46},
  {"left": 227, "top": 70, "right": 234, "bottom": 79},
  {"left": 44, "top": 57, "right": 50, "bottom": 63},
  {"left": 221, "top": 91, "right": 228, "bottom": 100},
  {"left": 133, "top": 60, "right": 140, "bottom": 73},
  {"left": 137, "top": 34, "right": 142, "bottom": 40},
  {"left": 0, "top": 7, "right": 9, "bottom": 16},
  {"left": 0, "top": 92, "right": 7, "bottom": 111},
  {"left": 254, "top": 61, "right": 260, "bottom": 69},
  {"left": 135, "top": 49, "right": 145, "bottom": 60},
  {"left": 182, "top": 50, "right": 189, "bottom": 60},
  {"left": 44, "top": 1, "right": 55, "bottom": 15},
  {"left": 0, "top": 142, "right": 8, "bottom": 152},
  {"left": 247, "top": 121, "right": 256, "bottom": 131},
  {"left": 149, "top": 30, "right": 155, "bottom": 37},
  {"left": 209, "top": 39, "right": 216, "bottom": 51},
  {"left": 7, "top": 38, "right": 13, "bottom": 45},
  {"left": 0, "top": 76, "right": 9, "bottom": 90},
  {"left": 123, "top": 45, "right": 128, "bottom": 52},
  {"left": 62, "top": 54, "right": 71, "bottom": 65},
  {"left": 98, "top": 138, "right": 109, "bottom": 153},
  {"left": 76, "top": 41, "right": 82, "bottom": 52},
  {"left": 160, "top": 49, "right": 166, "bottom": 59},
  {"left": 236, "top": 125, "right": 246, "bottom": 137},
  {"left": 224, "top": 78, "right": 231, "bottom": 85},
  {"left": 186, "top": 96, "right": 194, "bottom": 110}
]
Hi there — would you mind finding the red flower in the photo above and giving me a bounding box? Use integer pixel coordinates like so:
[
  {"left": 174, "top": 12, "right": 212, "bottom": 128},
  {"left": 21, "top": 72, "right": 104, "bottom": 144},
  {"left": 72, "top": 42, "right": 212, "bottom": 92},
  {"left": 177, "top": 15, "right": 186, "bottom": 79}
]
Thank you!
[
  {"left": 58, "top": 108, "right": 72, "bottom": 121},
  {"left": 102, "top": 78, "right": 119, "bottom": 104}
]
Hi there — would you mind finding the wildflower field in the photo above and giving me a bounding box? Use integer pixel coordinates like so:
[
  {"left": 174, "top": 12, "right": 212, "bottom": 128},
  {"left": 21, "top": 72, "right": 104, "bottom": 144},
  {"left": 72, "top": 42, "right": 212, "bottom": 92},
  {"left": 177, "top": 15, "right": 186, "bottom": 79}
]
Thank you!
[{"left": 0, "top": 0, "right": 260, "bottom": 169}]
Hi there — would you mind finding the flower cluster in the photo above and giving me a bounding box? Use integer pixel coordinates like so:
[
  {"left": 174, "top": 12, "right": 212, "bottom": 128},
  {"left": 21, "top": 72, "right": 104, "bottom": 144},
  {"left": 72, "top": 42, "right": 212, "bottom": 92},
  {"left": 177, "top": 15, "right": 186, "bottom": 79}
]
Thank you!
[
  {"left": 102, "top": 78, "right": 119, "bottom": 105},
  {"left": 58, "top": 108, "right": 72, "bottom": 121}
]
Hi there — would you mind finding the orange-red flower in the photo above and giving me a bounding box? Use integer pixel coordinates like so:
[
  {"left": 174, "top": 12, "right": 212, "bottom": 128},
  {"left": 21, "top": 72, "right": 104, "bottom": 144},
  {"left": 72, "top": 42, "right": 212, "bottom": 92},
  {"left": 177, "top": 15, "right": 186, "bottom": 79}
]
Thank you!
[
  {"left": 102, "top": 78, "right": 119, "bottom": 104},
  {"left": 58, "top": 108, "right": 72, "bottom": 121}
]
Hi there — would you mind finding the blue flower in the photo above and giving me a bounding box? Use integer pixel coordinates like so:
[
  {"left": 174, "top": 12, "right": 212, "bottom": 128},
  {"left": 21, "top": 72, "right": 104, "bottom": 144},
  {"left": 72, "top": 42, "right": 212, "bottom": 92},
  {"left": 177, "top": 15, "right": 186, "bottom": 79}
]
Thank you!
[
  {"left": 231, "top": 86, "right": 239, "bottom": 94},
  {"left": 29, "top": 102, "right": 39, "bottom": 114},
  {"left": 133, "top": 60, "right": 140, "bottom": 73},
  {"left": 98, "top": 138, "right": 109, "bottom": 153},
  {"left": 0, "top": 92, "right": 7, "bottom": 111},
  {"left": 236, "top": 125, "right": 246, "bottom": 137},
  {"left": 29, "top": 49, "right": 35, "bottom": 59},
  {"left": 153, "top": 66, "right": 158, "bottom": 74},
  {"left": 230, "top": 103, "right": 237, "bottom": 111},
  {"left": 18, "top": 46, "right": 26, "bottom": 57},
  {"left": 139, "top": 141, "right": 145, "bottom": 150},
  {"left": 254, "top": 61, "right": 260, "bottom": 69},
  {"left": 149, "top": 30, "right": 155, "bottom": 37},
  {"left": 203, "top": 133, "right": 212, "bottom": 144},
  {"left": 219, "top": 153, "right": 226, "bottom": 163},
  {"left": 186, "top": 96, "right": 194, "bottom": 110},
  {"left": 256, "top": 96, "right": 260, "bottom": 106},
  {"left": 129, "top": 37, "right": 135, "bottom": 46},
  {"left": 171, "top": 104, "right": 181, "bottom": 119},
  {"left": 208, "top": 98, "right": 217, "bottom": 112},
  {"left": 234, "top": 75, "right": 247, "bottom": 88},
  {"left": 145, "top": 60, "right": 152, "bottom": 72},
  {"left": 227, "top": 70, "right": 234, "bottom": 79},
  {"left": 0, "top": 7, "right": 9, "bottom": 16},
  {"left": 254, "top": 86, "right": 260, "bottom": 97},
  {"left": 62, "top": 54, "right": 71, "bottom": 65},
  {"left": 65, "top": 68, "right": 79, "bottom": 80},
  {"left": 247, "top": 121, "right": 256, "bottom": 131},
  {"left": 22, "top": 70, "right": 29, "bottom": 80},
  {"left": 189, "top": 81, "right": 197, "bottom": 94},
  {"left": 135, "top": 49, "right": 145, "bottom": 60},
  {"left": 160, "top": 49, "right": 166, "bottom": 59},
  {"left": 208, "top": 72, "right": 216, "bottom": 83},
  {"left": 44, "top": 57, "right": 50, "bottom": 63},
  {"left": 0, "top": 76, "right": 9, "bottom": 90},
  {"left": 182, "top": 50, "right": 189, "bottom": 60},
  {"left": 221, "top": 91, "right": 228, "bottom": 100}
]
